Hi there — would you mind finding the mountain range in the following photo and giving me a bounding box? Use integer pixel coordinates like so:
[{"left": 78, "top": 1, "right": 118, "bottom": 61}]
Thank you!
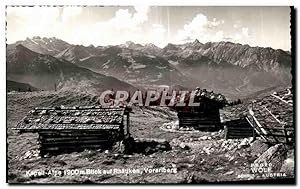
[
  {"left": 7, "top": 44, "right": 137, "bottom": 94},
  {"left": 7, "top": 37, "right": 292, "bottom": 99}
]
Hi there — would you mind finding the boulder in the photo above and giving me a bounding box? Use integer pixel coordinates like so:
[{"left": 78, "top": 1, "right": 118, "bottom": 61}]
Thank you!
[
  {"left": 238, "top": 138, "right": 250, "bottom": 149},
  {"left": 199, "top": 136, "right": 208, "bottom": 140},
  {"left": 179, "top": 143, "right": 190, "bottom": 150},
  {"left": 224, "top": 170, "right": 234, "bottom": 175},
  {"left": 254, "top": 144, "right": 287, "bottom": 172},
  {"left": 250, "top": 140, "right": 269, "bottom": 157},
  {"left": 280, "top": 150, "right": 294, "bottom": 176}
]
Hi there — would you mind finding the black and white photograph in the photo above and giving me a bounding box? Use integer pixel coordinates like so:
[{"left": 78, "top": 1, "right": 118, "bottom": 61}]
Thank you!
[{"left": 5, "top": 5, "right": 295, "bottom": 184}]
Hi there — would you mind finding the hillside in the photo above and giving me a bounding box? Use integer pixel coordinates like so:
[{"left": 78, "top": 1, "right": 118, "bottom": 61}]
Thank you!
[
  {"left": 6, "top": 44, "right": 137, "bottom": 93},
  {"left": 7, "top": 80, "right": 38, "bottom": 92}
]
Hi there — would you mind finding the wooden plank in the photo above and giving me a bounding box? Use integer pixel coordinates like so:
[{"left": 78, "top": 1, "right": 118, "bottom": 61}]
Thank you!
[
  {"left": 227, "top": 131, "right": 253, "bottom": 134},
  {"left": 227, "top": 132, "right": 253, "bottom": 136},
  {"left": 227, "top": 128, "right": 253, "bottom": 132},
  {"left": 39, "top": 130, "right": 120, "bottom": 135},
  {"left": 40, "top": 136, "right": 116, "bottom": 142},
  {"left": 39, "top": 132, "right": 115, "bottom": 137},
  {"left": 271, "top": 94, "right": 293, "bottom": 106},
  {"left": 227, "top": 133, "right": 254, "bottom": 137},
  {"left": 40, "top": 144, "right": 111, "bottom": 151},
  {"left": 41, "top": 139, "right": 115, "bottom": 146},
  {"left": 245, "top": 116, "right": 268, "bottom": 139},
  {"left": 227, "top": 135, "right": 253, "bottom": 139},
  {"left": 224, "top": 125, "right": 229, "bottom": 139},
  {"left": 180, "top": 121, "right": 219, "bottom": 125},
  {"left": 265, "top": 127, "right": 294, "bottom": 131},
  {"left": 227, "top": 127, "right": 253, "bottom": 131}
]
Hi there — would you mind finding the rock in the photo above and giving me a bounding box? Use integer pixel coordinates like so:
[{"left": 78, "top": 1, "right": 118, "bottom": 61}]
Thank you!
[
  {"left": 40, "top": 110, "right": 48, "bottom": 115},
  {"left": 249, "top": 137, "right": 255, "bottom": 142},
  {"left": 173, "top": 120, "right": 179, "bottom": 130},
  {"left": 280, "top": 158, "right": 294, "bottom": 176},
  {"left": 144, "top": 146, "right": 153, "bottom": 155},
  {"left": 24, "top": 151, "right": 32, "bottom": 159},
  {"left": 199, "top": 136, "right": 208, "bottom": 140},
  {"left": 74, "top": 112, "right": 81, "bottom": 116},
  {"left": 238, "top": 138, "right": 250, "bottom": 149},
  {"left": 203, "top": 147, "right": 210, "bottom": 155},
  {"left": 250, "top": 140, "right": 269, "bottom": 157},
  {"left": 179, "top": 143, "right": 190, "bottom": 150},
  {"left": 228, "top": 156, "right": 235, "bottom": 162},
  {"left": 224, "top": 170, "right": 234, "bottom": 175},
  {"left": 280, "top": 150, "right": 294, "bottom": 176},
  {"left": 254, "top": 144, "right": 287, "bottom": 172}
]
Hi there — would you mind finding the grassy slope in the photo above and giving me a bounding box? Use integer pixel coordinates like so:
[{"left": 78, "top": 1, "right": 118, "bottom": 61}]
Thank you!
[{"left": 7, "top": 91, "right": 293, "bottom": 183}]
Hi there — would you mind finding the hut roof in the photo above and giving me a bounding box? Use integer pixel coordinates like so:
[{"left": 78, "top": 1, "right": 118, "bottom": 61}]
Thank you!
[
  {"left": 249, "top": 88, "right": 293, "bottom": 129},
  {"left": 220, "top": 103, "right": 249, "bottom": 123},
  {"left": 194, "top": 88, "right": 227, "bottom": 104},
  {"left": 13, "top": 106, "right": 126, "bottom": 131},
  {"left": 220, "top": 87, "right": 293, "bottom": 129}
]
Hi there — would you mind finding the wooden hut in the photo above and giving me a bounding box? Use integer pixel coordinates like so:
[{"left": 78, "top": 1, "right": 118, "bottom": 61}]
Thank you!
[
  {"left": 220, "top": 88, "right": 294, "bottom": 144},
  {"left": 176, "top": 89, "right": 227, "bottom": 131},
  {"left": 13, "top": 106, "right": 131, "bottom": 156},
  {"left": 220, "top": 104, "right": 254, "bottom": 139},
  {"left": 245, "top": 88, "right": 294, "bottom": 144}
]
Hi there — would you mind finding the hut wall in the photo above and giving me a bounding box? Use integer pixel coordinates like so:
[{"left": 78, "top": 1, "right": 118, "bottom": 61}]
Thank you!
[
  {"left": 38, "top": 129, "right": 123, "bottom": 156},
  {"left": 178, "top": 111, "right": 221, "bottom": 131},
  {"left": 224, "top": 118, "right": 254, "bottom": 139}
]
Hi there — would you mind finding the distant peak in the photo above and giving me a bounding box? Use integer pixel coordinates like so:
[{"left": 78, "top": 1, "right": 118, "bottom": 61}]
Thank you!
[
  {"left": 164, "top": 43, "right": 178, "bottom": 50},
  {"left": 145, "top": 43, "right": 158, "bottom": 48},
  {"left": 193, "top": 39, "right": 200, "bottom": 44},
  {"left": 125, "top": 41, "right": 135, "bottom": 45}
]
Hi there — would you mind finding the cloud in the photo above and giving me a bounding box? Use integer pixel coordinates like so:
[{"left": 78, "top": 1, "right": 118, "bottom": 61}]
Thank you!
[
  {"left": 233, "top": 24, "right": 239, "bottom": 28},
  {"left": 61, "top": 7, "right": 82, "bottom": 22},
  {"left": 7, "top": 6, "right": 254, "bottom": 48},
  {"left": 212, "top": 31, "right": 224, "bottom": 41},
  {"left": 149, "top": 24, "right": 166, "bottom": 47},
  {"left": 242, "top": 27, "right": 249, "bottom": 37},
  {"left": 175, "top": 14, "right": 225, "bottom": 43},
  {"left": 6, "top": 6, "right": 61, "bottom": 42},
  {"left": 174, "top": 13, "right": 255, "bottom": 46},
  {"left": 233, "top": 20, "right": 242, "bottom": 28},
  {"left": 208, "top": 18, "right": 225, "bottom": 28},
  {"left": 227, "top": 27, "right": 252, "bottom": 45},
  {"left": 132, "top": 5, "right": 149, "bottom": 24},
  {"left": 7, "top": 6, "right": 161, "bottom": 46},
  {"left": 69, "top": 6, "right": 167, "bottom": 47}
]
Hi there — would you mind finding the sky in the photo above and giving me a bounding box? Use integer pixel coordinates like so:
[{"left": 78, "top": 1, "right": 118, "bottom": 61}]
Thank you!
[{"left": 6, "top": 6, "right": 291, "bottom": 50}]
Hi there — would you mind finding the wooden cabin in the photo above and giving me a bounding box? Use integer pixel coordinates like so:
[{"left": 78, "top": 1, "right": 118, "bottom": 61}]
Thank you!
[
  {"left": 220, "top": 104, "right": 254, "bottom": 139},
  {"left": 220, "top": 88, "right": 294, "bottom": 144},
  {"left": 176, "top": 89, "right": 227, "bottom": 131},
  {"left": 245, "top": 88, "right": 294, "bottom": 144},
  {"left": 13, "top": 106, "right": 131, "bottom": 156}
]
